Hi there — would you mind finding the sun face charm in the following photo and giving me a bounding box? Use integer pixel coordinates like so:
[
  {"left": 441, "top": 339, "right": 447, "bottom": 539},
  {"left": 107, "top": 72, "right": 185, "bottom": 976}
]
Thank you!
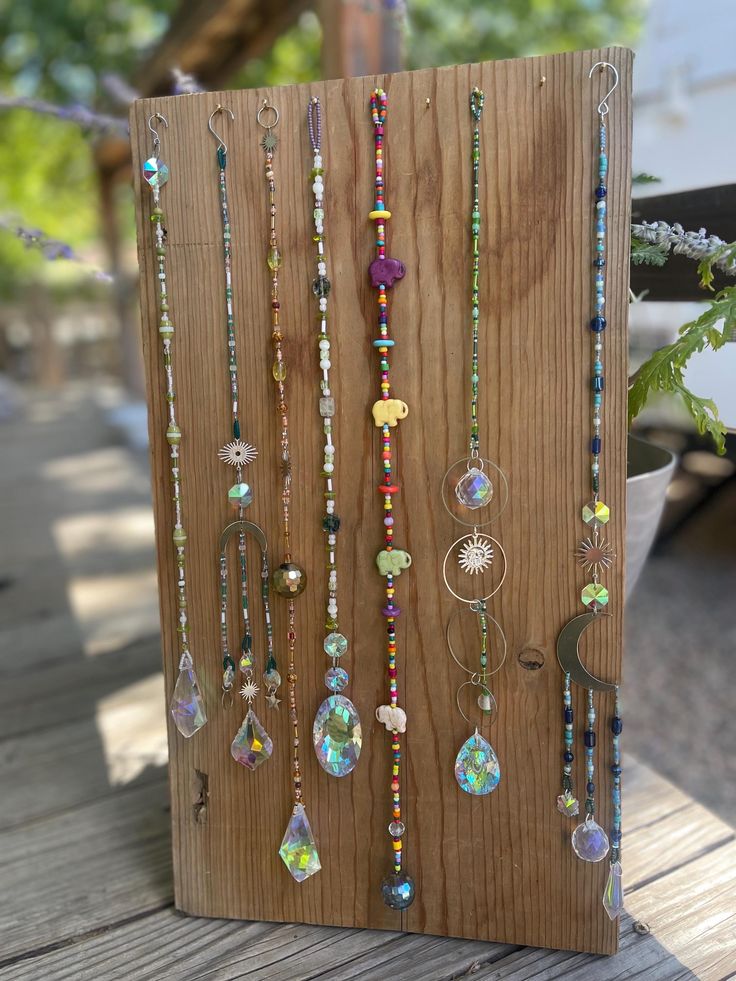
[
  {"left": 458, "top": 533, "right": 494, "bottom": 575},
  {"left": 575, "top": 537, "right": 615, "bottom": 573},
  {"left": 218, "top": 440, "right": 258, "bottom": 467},
  {"left": 240, "top": 680, "right": 260, "bottom": 703}
]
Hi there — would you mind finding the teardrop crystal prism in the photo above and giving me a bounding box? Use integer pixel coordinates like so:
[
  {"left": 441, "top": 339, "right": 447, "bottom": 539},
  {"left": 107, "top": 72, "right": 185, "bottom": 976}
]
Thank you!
[
  {"left": 279, "top": 803, "right": 321, "bottom": 882},
  {"left": 313, "top": 694, "right": 362, "bottom": 777},
  {"left": 603, "top": 860, "right": 624, "bottom": 920},
  {"left": 571, "top": 814, "right": 610, "bottom": 862},
  {"left": 230, "top": 708, "right": 273, "bottom": 770},
  {"left": 143, "top": 156, "right": 169, "bottom": 188},
  {"left": 454, "top": 731, "right": 501, "bottom": 795},
  {"left": 170, "top": 659, "right": 207, "bottom": 737}
]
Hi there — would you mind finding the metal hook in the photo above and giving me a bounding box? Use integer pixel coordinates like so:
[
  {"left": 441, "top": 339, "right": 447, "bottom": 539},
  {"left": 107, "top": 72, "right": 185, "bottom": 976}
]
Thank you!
[
  {"left": 147, "top": 112, "right": 168, "bottom": 147},
  {"left": 208, "top": 104, "right": 234, "bottom": 153},
  {"left": 588, "top": 61, "right": 619, "bottom": 117}
]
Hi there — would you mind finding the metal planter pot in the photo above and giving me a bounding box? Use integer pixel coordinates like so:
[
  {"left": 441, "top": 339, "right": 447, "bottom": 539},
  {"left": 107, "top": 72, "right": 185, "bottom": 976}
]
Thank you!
[{"left": 626, "top": 434, "right": 677, "bottom": 598}]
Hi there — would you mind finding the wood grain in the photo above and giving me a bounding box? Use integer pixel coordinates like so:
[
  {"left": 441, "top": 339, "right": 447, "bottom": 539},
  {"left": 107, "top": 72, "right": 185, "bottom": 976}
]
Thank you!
[{"left": 128, "top": 47, "right": 632, "bottom": 955}]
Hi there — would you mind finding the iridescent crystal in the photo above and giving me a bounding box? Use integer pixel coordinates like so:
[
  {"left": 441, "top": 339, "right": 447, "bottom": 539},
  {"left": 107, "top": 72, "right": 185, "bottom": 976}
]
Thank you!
[
  {"left": 582, "top": 500, "right": 610, "bottom": 527},
  {"left": 556, "top": 792, "right": 580, "bottom": 817},
  {"left": 381, "top": 872, "right": 415, "bottom": 910},
  {"left": 324, "top": 631, "right": 348, "bottom": 658},
  {"left": 228, "top": 482, "right": 253, "bottom": 510},
  {"left": 325, "top": 666, "right": 348, "bottom": 692},
  {"left": 454, "top": 731, "right": 501, "bottom": 795},
  {"left": 571, "top": 814, "right": 610, "bottom": 862},
  {"left": 170, "top": 659, "right": 207, "bottom": 737},
  {"left": 272, "top": 562, "right": 307, "bottom": 597},
  {"left": 313, "top": 694, "right": 362, "bottom": 777},
  {"left": 230, "top": 708, "right": 273, "bottom": 770},
  {"left": 603, "top": 860, "right": 624, "bottom": 920},
  {"left": 143, "top": 156, "right": 169, "bottom": 188},
  {"left": 279, "top": 803, "right": 321, "bottom": 882},
  {"left": 455, "top": 467, "right": 493, "bottom": 509},
  {"left": 388, "top": 821, "right": 405, "bottom": 839},
  {"left": 581, "top": 582, "right": 609, "bottom": 608}
]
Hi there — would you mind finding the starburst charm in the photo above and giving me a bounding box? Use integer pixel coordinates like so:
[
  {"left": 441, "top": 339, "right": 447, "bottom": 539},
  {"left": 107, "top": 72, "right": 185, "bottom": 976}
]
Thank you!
[
  {"left": 218, "top": 440, "right": 258, "bottom": 467},
  {"left": 458, "top": 533, "right": 494, "bottom": 575},
  {"left": 261, "top": 132, "right": 278, "bottom": 153},
  {"left": 575, "top": 537, "right": 615, "bottom": 573},
  {"left": 240, "top": 680, "right": 260, "bottom": 703}
]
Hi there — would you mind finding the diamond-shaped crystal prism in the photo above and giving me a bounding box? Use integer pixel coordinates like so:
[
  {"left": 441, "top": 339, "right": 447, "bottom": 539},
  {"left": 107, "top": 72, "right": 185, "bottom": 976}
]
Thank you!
[
  {"left": 279, "top": 803, "right": 321, "bottom": 882},
  {"left": 230, "top": 708, "right": 273, "bottom": 770},
  {"left": 581, "top": 582, "right": 609, "bottom": 608},
  {"left": 313, "top": 694, "right": 362, "bottom": 777},
  {"left": 454, "top": 732, "right": 501, "bottom": 795},
  {"left": 571, "top": 814, "right": 610, "bottom": 862},
  {"left": 143, "top": 156, "right": 169, "bottom": 188},
  {"left": 582, "top": 500, "right": 610, "bottom": 528},
  {"left": 455, "top": 467, "right": 493, "bottom": 509},
  {"left": 228, "top": 482, "right": 253, "bottom": 510},
  {"left": 603, "top": 860, "right": 624, "bottom": 920},
  {"left": 170, "top": 660, "right": 207, "bottom": 737}
]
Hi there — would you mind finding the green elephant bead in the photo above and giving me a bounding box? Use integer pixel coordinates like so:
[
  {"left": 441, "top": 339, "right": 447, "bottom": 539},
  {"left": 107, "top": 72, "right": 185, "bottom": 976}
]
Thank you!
[{"left": 376, "top": 549, "right": 412, "bottom": 577}]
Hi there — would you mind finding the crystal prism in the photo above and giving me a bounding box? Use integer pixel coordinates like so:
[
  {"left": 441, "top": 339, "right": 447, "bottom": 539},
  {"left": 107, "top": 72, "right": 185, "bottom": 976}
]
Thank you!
[
  {"left": 143, "top": 156, "right": 169, "bottom": 188},
  {"left": 571, "top": 814, "right": 610, "bottom": 862},
  {"left": 313, "top": 694, "right": 362, "bottom": 777},
  {"left": 556, "top": 792, "right": 580, "bottom": 817},
  {"left": 325, "top": 666, "right": 348, "bottom": 692},
  {"left": 170, "top": 660, "right": 207, "bottom": 737},
  {"left": 230, "top": 708, "right": 273, "bottom": 770},
  {"left": 603, "top": 860, "right": 624, "bottom": 920},
  {"left": 279, "top": 803, "right": 321, "bottom": 882},
  {"left": 381, "top": 872, "right": 415, "bottom": 909},
  {"left": 454, "top": 731, "right": 501, "bottom": 795},
  {"left": 455, "top": 467, "right": 493, "bottom": 509}
]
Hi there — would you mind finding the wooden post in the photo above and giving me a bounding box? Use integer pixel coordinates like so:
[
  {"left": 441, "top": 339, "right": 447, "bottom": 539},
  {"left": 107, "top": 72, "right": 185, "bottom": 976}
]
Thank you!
[
  {"left": 130, "top": 47, "right": 632, "bottom": 955},
  {"left": 319, "top": 0, "right": 404, "bottom": 78}
]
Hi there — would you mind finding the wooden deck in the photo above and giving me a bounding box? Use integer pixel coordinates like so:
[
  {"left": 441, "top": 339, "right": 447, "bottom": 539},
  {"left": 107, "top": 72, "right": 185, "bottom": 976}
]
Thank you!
[{"left": 1, "top": 392, "right": 735, "bottom": 979}]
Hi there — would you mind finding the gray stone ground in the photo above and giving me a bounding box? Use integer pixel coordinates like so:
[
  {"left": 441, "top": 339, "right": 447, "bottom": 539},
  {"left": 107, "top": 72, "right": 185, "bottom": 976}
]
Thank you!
[{"left": 1, "top": 387, "right": 733, "bottom": 825}]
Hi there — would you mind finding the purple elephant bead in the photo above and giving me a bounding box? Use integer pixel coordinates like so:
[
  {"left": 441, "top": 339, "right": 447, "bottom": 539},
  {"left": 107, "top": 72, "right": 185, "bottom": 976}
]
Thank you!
[{"left": 369, "top": 257, "right": 406, "bottom": 288}]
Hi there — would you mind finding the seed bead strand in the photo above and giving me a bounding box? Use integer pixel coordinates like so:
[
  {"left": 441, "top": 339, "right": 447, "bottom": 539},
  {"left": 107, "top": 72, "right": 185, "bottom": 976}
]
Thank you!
[
  {"left": 610, "top": 688, "right": 622, "bottom": 862},
  {"left": 584, "top": 688, "right": 596, "bottom": 817},
  {"left": 469, "top": 87, "right": 483, "bottom": 458}
]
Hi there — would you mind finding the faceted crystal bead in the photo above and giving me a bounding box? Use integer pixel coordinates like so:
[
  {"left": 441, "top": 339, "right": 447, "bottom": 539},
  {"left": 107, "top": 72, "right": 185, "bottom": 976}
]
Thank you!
[
  {"left": 279, "top": 803, "right": 321, "bottom": 882},
  {"left": 324, "top": 631, "right": 348, "bottom": 658},
  {"left": 272, "top": 361, "right": 286, "bottom": 381},
  {"left": 556, "top": 792, "right": 580, "bottom": 817},
  {"left": 325, "top": 666, "right": 348, "bottom": 692},
  {"left": 143, "top": 156, "right": 170, "bottom": 188},
  {"left": 230, "top": 708, "right": 273, "bottom": 770},
  {"left": 312, "top": 275, "right": 331, "bottom": 297},
  {"left": 571, "top": 814, "right": 610, "bottom": 862},
  {"left": 170, "top": 660, "right": 207, "bottom": 737},
  {"left": 582, "top": 500, "right": 610, "bottom": 527},
  {"left": 272, "top": 562, "right": 307, "bottom": 597},
  {"left": 263, "top": 668, "right": 281, "bottom": 688},
  {"left": 267, "top": 246, "right": 282, "bottom": 270},
  {"left": 388, "top": 821, "right": 405, "bottom": 839},
  {"left": 313, "top": 694, "right": 362, "bottom": 777},
  {"left": 603, "top": 860, "right": 624, "bottom": 920},
  {"left": 581, "top": 583, "right": 609, "bottom": 608},
  {"left": 454, "top": 731, "right": 501, "bottom": 795},
  {"left": 381, "top": 872, "right": 415, "bottom": 910},
  {"left": 455, "top": 467, "right": 493, "bottom": 509},
  {"left": 319, "top": 396, "right": 335, "bottom": 417},
  {"left": 228, "top": 482, "right": 253, "bottom": 510}
]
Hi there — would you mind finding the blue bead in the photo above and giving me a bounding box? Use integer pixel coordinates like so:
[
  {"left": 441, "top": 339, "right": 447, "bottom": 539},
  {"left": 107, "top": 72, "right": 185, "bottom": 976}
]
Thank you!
[
  {"left": 586, "top": 781, "right": 595, "bottom": 795},
  {"left": 373, "top": 338, "right": 395, "bottom": 347},
  {"left": 564, "top": 751, "right": 574, "bottom": 763},
  {"left": 595, "top": 185, "right": 607, "bottom": 199},
  {"left": 591, "top": 436, "right": 601, "bottom": 454},
  {"left": 611, "top": 764, "right": 622, "bottom": 775},
  {"left": 564, "top": 708, "right": 573, "bottom": 724},
  {"left": 584, "top": 730, "right": 596, "bottom": 748},
  {"left": 593, "top": 258, "right": 606, "bottom": 267},
  {"left": 611, "top": 717, "right": 623, "bottom": 734},
  {"left": 590, "top": 316, "right": 606, "bottom": 332},
  {"left": 592, "top": 377, "right": 604, "bottom": 392}
]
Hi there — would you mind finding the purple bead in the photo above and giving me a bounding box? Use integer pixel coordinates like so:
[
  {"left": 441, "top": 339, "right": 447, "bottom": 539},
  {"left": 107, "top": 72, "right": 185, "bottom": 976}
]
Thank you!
[
  {"left": 369, "top": 257, "right": 406, "bottom": 288},
  {"left": 382, "top": 605, "right": 401, "bottom": 617}
]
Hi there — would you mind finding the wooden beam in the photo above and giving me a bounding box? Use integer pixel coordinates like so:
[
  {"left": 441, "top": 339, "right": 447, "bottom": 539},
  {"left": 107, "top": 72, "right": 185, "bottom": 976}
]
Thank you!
[{"left": 631, "top": 184, "right": 736, "bottom": 301}]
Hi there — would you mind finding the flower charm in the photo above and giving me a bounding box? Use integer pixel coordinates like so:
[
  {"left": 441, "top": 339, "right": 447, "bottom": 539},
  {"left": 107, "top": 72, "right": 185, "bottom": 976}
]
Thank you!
[
  {"left": 218, "top": 440, "right": 258, "bottom": 467},
  {"left": 240, "top": 680, "right": 260, "bottom": 703},
  {"left": 458, "top": 533, "right": 494, "bottom": 575}
]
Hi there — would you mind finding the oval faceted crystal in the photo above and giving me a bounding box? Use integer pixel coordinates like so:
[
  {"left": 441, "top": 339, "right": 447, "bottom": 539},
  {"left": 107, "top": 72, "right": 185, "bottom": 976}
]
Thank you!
[
  {"left": 454, "top": 732, "right": 501, "bottom": 795},
  {"left": 313, "top": 694, "right": 362, "bottom": 777},
  {"left": 571, "top": 815, "right": 610, "bottom": 862}
]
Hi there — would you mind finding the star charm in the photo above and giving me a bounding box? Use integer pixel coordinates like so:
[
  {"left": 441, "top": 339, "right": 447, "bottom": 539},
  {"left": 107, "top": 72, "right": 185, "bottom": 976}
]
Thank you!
[{"left": 266, "top": 692, "right": 281, "bottom": 709}]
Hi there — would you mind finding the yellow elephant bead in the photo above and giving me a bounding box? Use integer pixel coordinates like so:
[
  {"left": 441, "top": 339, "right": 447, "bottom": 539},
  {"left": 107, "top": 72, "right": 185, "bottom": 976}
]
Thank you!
[
  {"left": 369, "top": 209, "right": 391, "bottom": 220},
  {"left": 372, "top": 398, "right": 409, "bottom": 427},
  {"left": 376, "top": 549, "right": 412, "bottom": 577}
]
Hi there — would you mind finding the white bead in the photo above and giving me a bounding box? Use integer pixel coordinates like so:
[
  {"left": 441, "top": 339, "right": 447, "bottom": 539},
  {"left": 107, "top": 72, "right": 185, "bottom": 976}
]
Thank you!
[
  {"left": 319, "top": 298, "right": 327, "bottom": 311},
  {"left": 312, "top": 182, "right": 322, "bottom": 194},
  {"left": 326, "top": 500, "right": 335, "bottom": 512},
  {"left": 318, "top": 262, "right": 326, "bottom": 275},
  {"left": 314, "top": 155, "right": 322, "bottom": 167},
  {"left": 320, "top": 358, "right": 331, "bottom": 370},
  {"left": 319, "top": 339, "right": 330, "bottom": 351},
  {"left": 324, "top": 462, "right": 334, "bottom": 473}
]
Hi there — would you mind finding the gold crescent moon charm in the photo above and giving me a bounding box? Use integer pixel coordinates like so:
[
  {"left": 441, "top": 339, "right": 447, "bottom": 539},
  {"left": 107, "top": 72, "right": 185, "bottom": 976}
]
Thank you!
[
  {"left": 219, "top": 519, "right": 267, "bottom": 553},
  {"left": 557, "top": 612, "right": 616, "bottom": 692}
]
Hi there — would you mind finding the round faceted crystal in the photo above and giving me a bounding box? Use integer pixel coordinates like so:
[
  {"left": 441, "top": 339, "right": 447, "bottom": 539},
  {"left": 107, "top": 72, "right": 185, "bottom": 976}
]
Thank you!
[
  {"left": 143, "top": 156, "right": 169, "bottom": 188},
  {"left": 571, "top": 815, "right": 610, "bottom": 862},
  {"left": 272, "top": 562, "right": 307, "bottom": 597},
  {"left": 582, "top": 500, "right": 610, "bottom": 528},
  {"left": 581, "top": 582, "right": 609, "bottom": 608},
  {"left": 324, "top": 631, "right": 348, "bottom": 658},
  {"left": 263, "top": 668, "right": 281, "bottom": 688},
  {"left": 454, "top": 732, "right": 501, "bottom": 795},
  {"left": 455, "top": 467, "right": 493, "bottom": 509},
  {"left": 388, "top": 821, "right": 405, "bottom": 839},
  {"left": 381, "top": 873, "right": 415, "bottom": 910},
  {"left": 325, "top": 666, "right": 348, "bottom": 692},
  {"left": 228, "top": 482, "right": 253, "bottom": 510},
  {"left": 313, "top": 694, "right": 362, "bottom": 777}
]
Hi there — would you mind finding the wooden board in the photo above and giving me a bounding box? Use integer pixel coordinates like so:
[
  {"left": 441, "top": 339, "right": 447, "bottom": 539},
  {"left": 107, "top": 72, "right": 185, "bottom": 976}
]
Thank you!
[{"left": 128, "top": 46, "right": 632, "bottom": 955}]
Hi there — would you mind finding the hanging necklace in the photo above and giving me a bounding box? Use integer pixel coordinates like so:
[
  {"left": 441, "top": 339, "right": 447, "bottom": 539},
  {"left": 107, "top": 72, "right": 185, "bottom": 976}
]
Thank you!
[
  {"left": 256, "top": 100, "right": 321, "bottom": 882},
  {"left": 556, "top": 61, "right": 624, "bottom": 922},
  {"left": 307, "top": 97, "right": 362, "bottom": 779},
  {"left": 367, "top": 88, "right": 414, "bottom": 912},
  {"left": 143, "top": 112, "right": 206, "bottom": 739},
  {"left": 205, "top": 105, "right": 279, "bottom": 771},
  {"left": 441, "top": 88, "right": 508, "bottom": 795}
]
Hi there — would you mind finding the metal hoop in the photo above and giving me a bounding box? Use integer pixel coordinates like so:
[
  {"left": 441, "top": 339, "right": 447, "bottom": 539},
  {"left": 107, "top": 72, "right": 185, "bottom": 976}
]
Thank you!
[
  {"left": 441, "top": 456, "right": 509, "bottom": 528},
  {"left": 456, "top": 680, "right": 498, "bottom": 729},
  {"left": 442, "top": 532, "right": 507, "bottom": 604},
  {"left": 446, "top": 606, "right": 507, "bottom": 677},
  {"left": 257, "top": 101, "right": 279, "bottom": 129}
]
